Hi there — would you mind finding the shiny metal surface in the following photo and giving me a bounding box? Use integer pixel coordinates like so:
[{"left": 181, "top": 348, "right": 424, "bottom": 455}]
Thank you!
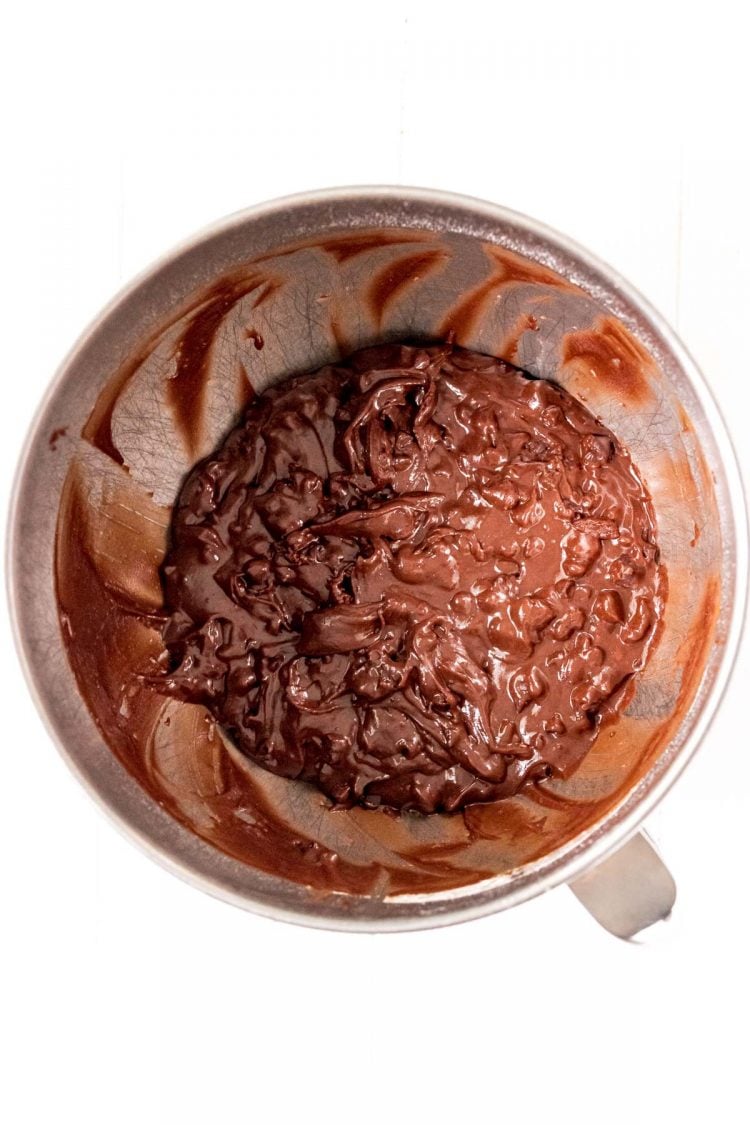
[
  {"left": 570, "top": 831, "right": 677, "bottom": 939},
  {"left": 7, "top": 187, "right": 748, "bottom": 930}
]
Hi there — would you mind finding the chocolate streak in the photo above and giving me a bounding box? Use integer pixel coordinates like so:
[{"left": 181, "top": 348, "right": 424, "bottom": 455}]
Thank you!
[{"left": 160, "top": 343, "right": 663, "bottom": 815}]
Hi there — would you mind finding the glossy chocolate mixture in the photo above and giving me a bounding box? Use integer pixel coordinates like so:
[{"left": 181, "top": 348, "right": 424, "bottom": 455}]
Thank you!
[{"left": 160, "top": 342, "right": 663, "bottom": 814}]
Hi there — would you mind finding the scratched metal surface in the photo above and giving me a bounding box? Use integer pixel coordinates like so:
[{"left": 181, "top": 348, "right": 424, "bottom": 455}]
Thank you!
[{"left": 9, "top": 189, "right": 745, "bottom": 929}]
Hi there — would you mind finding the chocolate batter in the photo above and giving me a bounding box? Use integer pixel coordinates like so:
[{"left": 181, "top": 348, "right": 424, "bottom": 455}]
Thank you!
[{"left": 159, "top": 342, "right": 662, "bottom": 814}]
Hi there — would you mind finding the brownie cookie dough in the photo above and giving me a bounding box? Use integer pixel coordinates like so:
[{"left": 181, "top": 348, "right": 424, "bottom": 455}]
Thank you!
[{"left": 160, "top": 343, "right": 663, "bottom": 813}]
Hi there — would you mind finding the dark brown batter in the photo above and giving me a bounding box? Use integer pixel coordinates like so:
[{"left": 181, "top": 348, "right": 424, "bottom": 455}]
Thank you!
[{"left": 160, "top": 342, "right": 663, "bottom": 814}]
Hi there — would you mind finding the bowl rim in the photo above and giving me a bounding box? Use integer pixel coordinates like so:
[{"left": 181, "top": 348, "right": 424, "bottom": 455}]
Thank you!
[{"left": 7, "top": 185, "right": 749, "bottom": 931}]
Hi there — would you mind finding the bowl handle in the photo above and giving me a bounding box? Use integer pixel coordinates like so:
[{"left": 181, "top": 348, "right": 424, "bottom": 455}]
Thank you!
[{"left": 568, "top": 831, "right": 676, "bottom": 939}]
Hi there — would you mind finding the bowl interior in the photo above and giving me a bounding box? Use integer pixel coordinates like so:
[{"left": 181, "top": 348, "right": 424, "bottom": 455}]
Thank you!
[{"left": 13, "top": 191, "right": 739, "bottom": 928}]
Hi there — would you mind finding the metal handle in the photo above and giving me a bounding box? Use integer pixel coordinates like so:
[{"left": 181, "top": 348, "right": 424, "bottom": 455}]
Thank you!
[{"left": 569, "top": 831, "right": 676, "bottom": 940}]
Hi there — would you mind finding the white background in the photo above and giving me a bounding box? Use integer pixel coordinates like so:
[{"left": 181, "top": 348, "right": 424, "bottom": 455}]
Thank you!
[{"left": 2, "top": 3, "right": 749, "bottom": 1122}]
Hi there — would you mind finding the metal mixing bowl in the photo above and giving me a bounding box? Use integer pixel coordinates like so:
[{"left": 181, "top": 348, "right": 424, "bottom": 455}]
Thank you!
[{"left": 8, "top": 188, "right": 747, "bottom": 933}]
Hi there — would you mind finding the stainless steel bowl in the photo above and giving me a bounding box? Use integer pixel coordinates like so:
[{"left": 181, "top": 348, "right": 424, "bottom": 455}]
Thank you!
[{"left": 8, "top": 187, "right": 747, "bottom": 934}]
